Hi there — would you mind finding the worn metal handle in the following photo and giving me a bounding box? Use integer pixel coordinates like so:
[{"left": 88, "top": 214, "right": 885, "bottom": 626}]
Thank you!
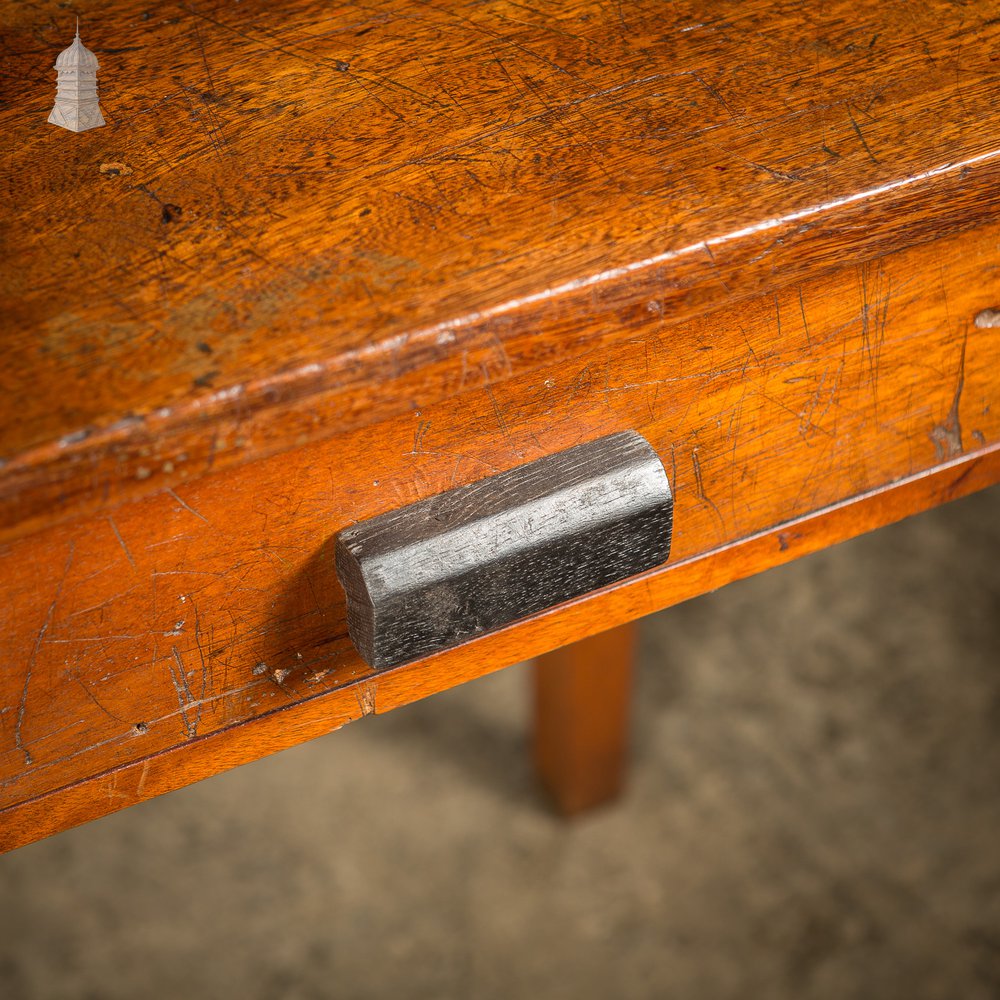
[{"left": 335, "top": 431, "right": 673, "bottom": 670}]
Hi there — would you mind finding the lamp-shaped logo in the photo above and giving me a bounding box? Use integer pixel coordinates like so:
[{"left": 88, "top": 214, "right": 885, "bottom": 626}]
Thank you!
[{"left": 49, "top": 21, "right": 106, "bottom": 133}]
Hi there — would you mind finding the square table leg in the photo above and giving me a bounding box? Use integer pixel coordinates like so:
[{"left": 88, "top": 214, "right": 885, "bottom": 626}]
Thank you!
[{"left": 532, "top": 621, "right": 636, "bottom": 815}]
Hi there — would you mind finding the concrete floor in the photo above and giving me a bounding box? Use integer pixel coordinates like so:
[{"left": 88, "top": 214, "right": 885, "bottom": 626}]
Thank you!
[{"left": 1, "top": 486, "right": 998, "bottom": 999}]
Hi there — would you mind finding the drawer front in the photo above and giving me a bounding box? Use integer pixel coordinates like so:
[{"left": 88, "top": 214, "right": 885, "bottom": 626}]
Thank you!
[{"left": 2, "top": 223, "right": 1000, "bottom": 849}]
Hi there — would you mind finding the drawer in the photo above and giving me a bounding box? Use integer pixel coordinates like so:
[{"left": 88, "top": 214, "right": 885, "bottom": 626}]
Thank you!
[{"left": 2, "top": 221, "right": 999, "bottom": 850}]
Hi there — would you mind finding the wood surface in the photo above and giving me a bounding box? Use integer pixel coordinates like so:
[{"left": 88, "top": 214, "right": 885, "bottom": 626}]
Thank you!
[
  {"left": 2, "top": 0, "right": 1000, "bottom": 538},
  {"left": 336, "top": 432, "right": 671, "bottom": 668},
  {"left": 3, "top": 0, "right": 1000, "bottom": 851},
  {"left": 534, "top": 622, "right": 636, "bottom": 815},
  {"left": 2, "top": 447, "right": 997, "bottom": 854},
  {"left": 2, "top": 213, "right": 999, "bottom": 851}
]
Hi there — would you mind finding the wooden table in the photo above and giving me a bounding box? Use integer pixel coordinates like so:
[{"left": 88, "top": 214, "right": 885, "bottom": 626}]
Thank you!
[{"left": 2, "top": 0, "right": 999, "bottom": 852}]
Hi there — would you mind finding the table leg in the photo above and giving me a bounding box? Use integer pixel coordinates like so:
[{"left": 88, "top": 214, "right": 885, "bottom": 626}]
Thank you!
[{"left": 532, "top": 621, "right": 636, "bottom": 815}]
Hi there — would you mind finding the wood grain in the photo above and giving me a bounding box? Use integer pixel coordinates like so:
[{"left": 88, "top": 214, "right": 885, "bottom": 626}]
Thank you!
[
  {"left": 336, "top": 431, "right": 671, "bottom": 668},
  {"left": 2, "top": 210, "right": 999, "bottom": 850},
  {"left": 3, "top": 0, "right": 1000, "bottom": 537},
  {"left": 2, "top": 447, "right": 997, "bottom": 854},
  {"left": 3, "top": 0, "right": 1000, "bottom": 851}
]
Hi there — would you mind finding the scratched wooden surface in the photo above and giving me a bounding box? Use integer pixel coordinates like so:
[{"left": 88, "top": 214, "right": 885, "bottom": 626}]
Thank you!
[
  {"left": 2, "top": 216, "right": 999, "bottom": 850},
  {"left": 2, "top": 0, "right": 1000, "bottom": 537},
  {"left": 2, "top": 0, "right": 1000, "bottom": 850}
]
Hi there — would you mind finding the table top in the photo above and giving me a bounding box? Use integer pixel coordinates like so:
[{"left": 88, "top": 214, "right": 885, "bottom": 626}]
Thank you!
[{"left": 3, "top": 0, "right": 1000, "bottom": 539}]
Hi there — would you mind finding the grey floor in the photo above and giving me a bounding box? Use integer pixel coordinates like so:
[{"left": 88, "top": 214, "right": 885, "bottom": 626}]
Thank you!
[{"left": 2, "top": 487, "right": 999, "bottom": 1000}]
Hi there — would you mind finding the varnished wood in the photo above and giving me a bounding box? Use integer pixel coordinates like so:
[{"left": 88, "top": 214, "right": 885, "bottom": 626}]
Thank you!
[
  {"left": 3, "top": 0, "right": 1000, "bottom": 851},
  {"left": 3, "top": 1, "right": 1000, "bottom": 538},
  {"left": 0, "top": 221, "right": 997, "bottom": 843},
  {"left": 336, "top": 432, "right": 671, "bottom": 668},
  {"left": 533, "top": 623, "right": 636, "bottom": 815},
  {"left": 2, "top": 449, "right": 997, "bottom": 854}
]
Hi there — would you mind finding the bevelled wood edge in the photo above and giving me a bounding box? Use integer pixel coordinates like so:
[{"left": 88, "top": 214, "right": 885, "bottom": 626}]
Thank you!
[
  {"left": 335, "top": 431, "right": 672, "bottom": 668},
  {"left": 2, "top": 445, "right": 996, "bottom": 854},
  {"left": 335, "top": 538, "right": 376, "bottom": 670},
  {"left": 2, "top": 155, "right": 998, "bottom": 545}
]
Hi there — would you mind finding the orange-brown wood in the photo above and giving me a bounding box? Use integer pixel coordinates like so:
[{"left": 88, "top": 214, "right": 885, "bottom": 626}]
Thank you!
[
  {"left": 1, "top": 217, "right": 998, "bottom": 849},
  {"left": 533, "top": 622, "right": 636, "bottom": 815},
  {"left": 3, "top": 0, "right": 1000, "bottom": 537},
  {"left": 3, "top": 0, "right": 1000, "bottom": 852},
  {"left": 2, "top": 449, "right": 997, "bottom": 853}
]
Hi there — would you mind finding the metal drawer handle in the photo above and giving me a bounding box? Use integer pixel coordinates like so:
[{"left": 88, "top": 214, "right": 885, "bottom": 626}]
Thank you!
[{"left": 335, "top": 431, "right": 673, "bottom": 669}]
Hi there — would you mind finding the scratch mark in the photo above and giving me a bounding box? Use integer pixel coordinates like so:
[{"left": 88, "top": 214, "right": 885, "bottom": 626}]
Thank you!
[
  {"left": 358, "top": 147, "right": 1000, "bottom": 363},
  {"left": 747, "top": 159, "right": 805, "bottom": 182},
  {"left": 944, "top": 458, "right": 979, "bottom": 498},
  {"left": 168, "top": 646, "right": 198, "bottom": 738},
  {"left": 355, "top": 680, "right": 378, "bottom": 716},
  {"left": 739, "top": 326, "right": 763, "bottom": 370},
  {"left": 929, "top": 330, "right": 967, "bottom": 460},
  {"left": 188, "top": 24, "right": 229, "bottom": 157},
  {"left": 485, "top": 383, "right": 511, "bottom": 440},
  {"left": 760, "top": 388, "right": 835, "bottom": 438},
  {"left": 691, "top": 447, "right": 725, "bottom": 535},
  {"left": 796, "top": 371, "right": 836, "bottom": 438},
  {"left": 106, "top": 774, "right": 126, "bottom": 804},
  {"left": 15, "top": 544, "right": 74, "bottom": 765},
  {"left": 857, "top": 262, "right": 890, "bottom": 411},
  {"left": 73, "top": 678, "right": 125, "bottom": 723},
  {"left": 369, "top": 71, "right": 673, "bottom": 178},
  {"left": 688, "top": 71, "right": 765, "bottom": 138},
  {"left": 192, "top": 605, "right": 209, "bottom": 737},
  {"left": 136, "top": 761, "right": 150, "bottom": 797},
  {"left": 798, "top": 287, "right": 813, "bottom": 347},
  {"left": 615, "top": 0, "right": 628, "bottom": 31},
  {"left": 411, "top": 419, "right": 431, "bottom": 455},
  {"left": 726, "top": 381, "right": 748, "bottom": 523},
  {"left": 108, "top": 515, "right": 136, "bottom": 570},
  {"left": 166, "top": 488, "right": 210, "bottom": 524},
  {"left": 847, "top": 107, "right": 880, "bottom": 164},
  {"left": 66, "top": 587, "right": 139, "bottom": 621},
  {"left": 268, "top": 666, "right": 296, "bottom": 698}
]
